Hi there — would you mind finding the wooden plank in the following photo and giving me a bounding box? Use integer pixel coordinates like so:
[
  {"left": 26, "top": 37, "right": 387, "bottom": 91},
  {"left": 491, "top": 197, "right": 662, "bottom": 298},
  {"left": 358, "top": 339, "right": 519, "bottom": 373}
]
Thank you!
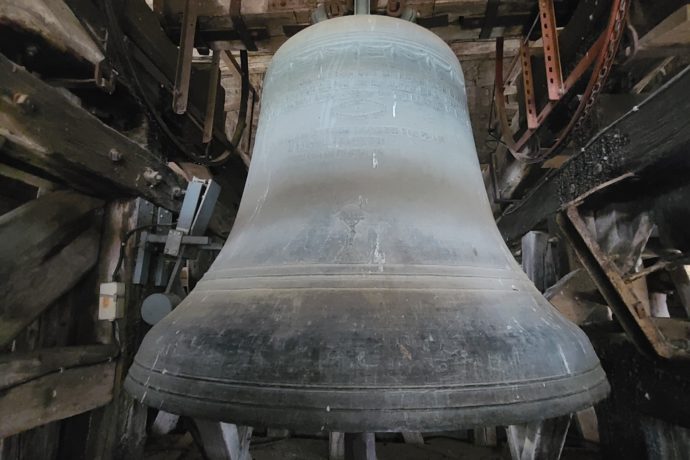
[
  {"left": 638, "top": 5, "right": 690, "bottom": 49},
  {"left": 0, "top": 361, "right": 115, "bottom": 438},
  {"left": 498, "top": 66, "right": 690, "bottom": 243},
  {"left": 0, "top": 191, "right": 102, "bottom": 347},
  {"left": 0, "top": 0, "right": 104, "bottom": 65},
  {"left": 0, "top": 53, "right": 183, "bottom": 212},
  {"left": 1, "top": 227, "right": 100, "bottom": 347},
  {"left": 0, "top": 345, "right": 118, "bottom": 390}
]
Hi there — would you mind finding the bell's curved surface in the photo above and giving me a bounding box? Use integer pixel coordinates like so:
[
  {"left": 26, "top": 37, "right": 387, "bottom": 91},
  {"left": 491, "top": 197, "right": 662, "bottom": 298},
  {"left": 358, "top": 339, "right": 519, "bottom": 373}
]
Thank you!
[{"left": 126, "top": 15, "right": 608, "bottom": 432}]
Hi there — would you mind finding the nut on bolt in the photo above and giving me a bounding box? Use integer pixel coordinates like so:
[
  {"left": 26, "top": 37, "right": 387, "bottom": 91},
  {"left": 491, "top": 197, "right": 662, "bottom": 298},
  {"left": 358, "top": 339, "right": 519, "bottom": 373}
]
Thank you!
[
  {"left": 13, "top": 93, "right": 35, "bottom": 113},
  {"left": 143, "top": 167, "right": 163, "bottom": 187},
  {"left": 171, "top": 186, "right": 184, "bottom": 199}
]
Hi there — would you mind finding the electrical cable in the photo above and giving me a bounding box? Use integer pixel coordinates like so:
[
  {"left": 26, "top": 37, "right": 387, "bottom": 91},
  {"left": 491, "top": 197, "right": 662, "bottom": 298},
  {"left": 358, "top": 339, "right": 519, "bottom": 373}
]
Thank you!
[{"left": 111, "top": 223, "right": 176, "bottom": 282}]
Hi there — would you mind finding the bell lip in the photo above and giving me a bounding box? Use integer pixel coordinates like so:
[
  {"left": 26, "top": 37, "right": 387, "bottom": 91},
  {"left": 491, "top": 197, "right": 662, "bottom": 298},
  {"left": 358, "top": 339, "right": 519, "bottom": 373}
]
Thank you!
[{"left": 125, "top": 362, "right": 609, "bottom": 432}]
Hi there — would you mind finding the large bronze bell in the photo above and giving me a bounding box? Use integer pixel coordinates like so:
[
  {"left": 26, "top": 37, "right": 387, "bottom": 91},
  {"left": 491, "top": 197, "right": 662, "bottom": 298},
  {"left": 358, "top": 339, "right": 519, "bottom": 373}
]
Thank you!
[{"left": 126, "top": 15, "right": 608, "bottom": 432}]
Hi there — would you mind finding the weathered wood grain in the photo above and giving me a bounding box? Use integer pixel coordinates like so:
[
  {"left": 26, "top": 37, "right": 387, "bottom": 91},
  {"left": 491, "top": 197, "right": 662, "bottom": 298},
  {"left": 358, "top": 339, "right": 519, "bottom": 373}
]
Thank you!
[
  {"left": 0, "top": 361, "right": 116, "bottom": 438},
  {"left": 0, "top": 345, "right": 118, "bottom": 390},
  {"left": 0, "top": 191, "right": 102, "bottom": 347}
]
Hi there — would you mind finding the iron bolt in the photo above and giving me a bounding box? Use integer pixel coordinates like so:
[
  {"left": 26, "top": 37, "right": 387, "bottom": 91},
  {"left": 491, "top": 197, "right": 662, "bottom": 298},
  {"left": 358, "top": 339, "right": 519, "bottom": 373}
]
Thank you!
[
  {"left": 143, "top": 168, "right": 163, "bottom": 186},
  {"left": 13, "top": 93, "right": 35, "bottom": 113},
  {"left": 171, "top": 186, "right": 185, "bottom": 199},
  {"left": 109, "top": 148, "right": 123, "bottom": 162}
]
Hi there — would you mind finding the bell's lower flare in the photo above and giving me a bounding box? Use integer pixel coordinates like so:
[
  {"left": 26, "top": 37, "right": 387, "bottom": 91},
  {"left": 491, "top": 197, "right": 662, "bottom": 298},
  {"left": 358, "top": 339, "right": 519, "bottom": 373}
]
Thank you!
[{"left": 125, "top": 15, "right": 608, "bottom": 432}]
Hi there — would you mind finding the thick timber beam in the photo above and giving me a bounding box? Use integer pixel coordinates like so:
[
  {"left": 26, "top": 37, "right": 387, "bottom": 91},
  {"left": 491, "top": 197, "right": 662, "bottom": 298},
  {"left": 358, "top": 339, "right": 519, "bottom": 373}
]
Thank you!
[
  {"left": 0, "top": 53, "right": 183, "bottom": 211},
  {"left": 497, "top": 67, "right": 690, "bottom": 243}
]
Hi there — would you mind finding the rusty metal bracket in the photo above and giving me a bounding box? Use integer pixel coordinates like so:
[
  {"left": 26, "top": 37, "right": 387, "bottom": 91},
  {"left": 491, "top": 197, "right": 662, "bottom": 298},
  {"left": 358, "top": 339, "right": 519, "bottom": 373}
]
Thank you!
[
  {"left": 538, "top": 0, "right": 563, "bottom": 101},
  {"left": 172, "top": 0, "right": 198, "bottom": 114},
  {"left": 495, "top": 0, "right": 629, "bottom": 163},
  {"left": 519, "top": 42, "right": 539, "bottom": 130},
  {"left": 559, "top": 205, "right": 690, "bottom": 361},
  {"left": 230, "top": 0, "right": 257, "bottom": 51}
]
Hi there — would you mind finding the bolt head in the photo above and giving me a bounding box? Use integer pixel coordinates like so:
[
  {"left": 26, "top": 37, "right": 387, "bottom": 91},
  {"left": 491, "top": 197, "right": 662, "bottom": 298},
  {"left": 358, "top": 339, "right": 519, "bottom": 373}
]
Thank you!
[{"left": 109, "top": 148, "right": 123, "bottom": 162}]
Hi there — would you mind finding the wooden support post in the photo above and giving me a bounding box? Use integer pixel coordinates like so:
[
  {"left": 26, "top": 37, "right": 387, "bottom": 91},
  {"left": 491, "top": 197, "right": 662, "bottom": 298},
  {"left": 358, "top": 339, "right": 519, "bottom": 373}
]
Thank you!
[
  {"left": 61, "top": 199, "right": 154, "bottom": 460},
  {"left": 172, "top": 0, "right": 198, "bottom": 114},
  {"left": 150, "top": 411, "right": 181, "bottom": 436},
  {"left": 202, "top": 50, "right": 222, "bottom": 143},
  {"left": 521, "top": 231, "right": 553, "bottom": 292},
  {"left": 473, "top": 426, "right": 498, "bottom": 447},
  {"left": 194, "top": 420, "right": 252, "bottom": 460},
  {"left": 575, "top": 407, "right": 600, "bottom": 443},
  {"left": 344, "top": 433, "right": 377, "bottom": 460},
  {"left": 330, "top": 431, "right": 345, "bottom": 460},
  {"left": 507, "top": 415, "right": 572, "bottom": 460}
]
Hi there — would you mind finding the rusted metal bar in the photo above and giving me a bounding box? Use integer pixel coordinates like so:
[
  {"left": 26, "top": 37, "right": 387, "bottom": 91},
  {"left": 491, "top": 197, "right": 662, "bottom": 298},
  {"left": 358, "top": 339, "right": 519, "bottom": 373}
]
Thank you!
[
  {"left": 496, "top": 0, "right": 628, "bottom": 162},
  {"left": 172, "top": 0, "right": 198, "bottom": 114},
  {"left": 538, "top": 0, "right": 563, "bottom": 101},
  {"left": 202, "top": 50, "right": 221, "bottom": 144},
  {"left": 493, "top": 37, "right": 520, "bottom": 153},
  {"left": 519, "top": 42, "right": 539, "bottom": 130},
  {"left": 501, "top": 32, "right": 606, "bottom": 159}
]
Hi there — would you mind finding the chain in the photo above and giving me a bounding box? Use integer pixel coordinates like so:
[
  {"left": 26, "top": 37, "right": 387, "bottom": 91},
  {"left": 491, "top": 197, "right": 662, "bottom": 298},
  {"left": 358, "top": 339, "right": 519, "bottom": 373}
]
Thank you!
[{"left": 574, "top": 0, "right": 629, "bottom": 132}]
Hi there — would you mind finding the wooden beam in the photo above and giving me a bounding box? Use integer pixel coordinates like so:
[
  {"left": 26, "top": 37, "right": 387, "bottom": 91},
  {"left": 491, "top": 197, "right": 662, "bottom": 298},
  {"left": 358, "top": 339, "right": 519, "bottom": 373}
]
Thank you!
[
  {"left": 194, "top": 420, "right": 253, "bottom": 460},
  {"left": 0, "top": 345, "right": 118, "bottom": 390},
  {"left": 0, "top": 53, "right": 183, "bottom": 212},
  {"left": 498, "top": 66, "right": 690, "bottom": 243},
  {"left": 0, "top": 0, "right": 104, "bottom": 65},
  {"left": 0, "top": 361, "right": 116, "bottom": 438},
  {"left": 0, "top": 191, "right": 102, "bottom": 347},
  {"left": 638, "top": 5, "right": 690, "bottom": 50}
]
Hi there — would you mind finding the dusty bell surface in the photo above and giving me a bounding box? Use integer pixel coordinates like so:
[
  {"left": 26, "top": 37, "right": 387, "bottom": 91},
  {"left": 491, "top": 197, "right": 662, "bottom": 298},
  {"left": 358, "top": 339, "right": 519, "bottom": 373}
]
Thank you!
[{"left": 126, "top": 15, "right": 609, "bottom": 432}]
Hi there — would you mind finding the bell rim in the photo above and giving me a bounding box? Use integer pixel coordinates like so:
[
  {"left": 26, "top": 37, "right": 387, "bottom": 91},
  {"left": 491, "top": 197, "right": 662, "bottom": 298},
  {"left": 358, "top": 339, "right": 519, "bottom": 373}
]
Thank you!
[{"left": 125, "top": 361, "right": 608, "bottom": 432}]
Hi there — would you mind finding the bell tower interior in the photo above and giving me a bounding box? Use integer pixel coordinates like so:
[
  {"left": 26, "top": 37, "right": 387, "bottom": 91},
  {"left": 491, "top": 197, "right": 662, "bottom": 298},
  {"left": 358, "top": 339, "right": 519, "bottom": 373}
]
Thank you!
[{"left": 1, "top": 1, "right": 690, "bottom": 459}]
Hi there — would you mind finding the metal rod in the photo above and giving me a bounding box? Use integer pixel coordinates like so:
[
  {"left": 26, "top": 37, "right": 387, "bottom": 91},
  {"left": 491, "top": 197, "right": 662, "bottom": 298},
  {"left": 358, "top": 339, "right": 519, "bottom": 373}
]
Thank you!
[{"left": 354, "top": 0, "right": 370, "bottom": 15}]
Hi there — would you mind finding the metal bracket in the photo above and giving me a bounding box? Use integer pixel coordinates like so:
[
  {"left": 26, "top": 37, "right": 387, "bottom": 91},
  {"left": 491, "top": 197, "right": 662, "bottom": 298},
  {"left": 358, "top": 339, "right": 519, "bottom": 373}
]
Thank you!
[{"left": 494, "top": 0, "right": 629, "bottom": 162}]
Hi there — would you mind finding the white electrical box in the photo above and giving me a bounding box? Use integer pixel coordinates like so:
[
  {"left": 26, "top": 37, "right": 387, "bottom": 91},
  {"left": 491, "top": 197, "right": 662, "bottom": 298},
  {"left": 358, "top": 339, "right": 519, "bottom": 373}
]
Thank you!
[{"left": 99, "top": 282, "right": 125, "bottom": 321}]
